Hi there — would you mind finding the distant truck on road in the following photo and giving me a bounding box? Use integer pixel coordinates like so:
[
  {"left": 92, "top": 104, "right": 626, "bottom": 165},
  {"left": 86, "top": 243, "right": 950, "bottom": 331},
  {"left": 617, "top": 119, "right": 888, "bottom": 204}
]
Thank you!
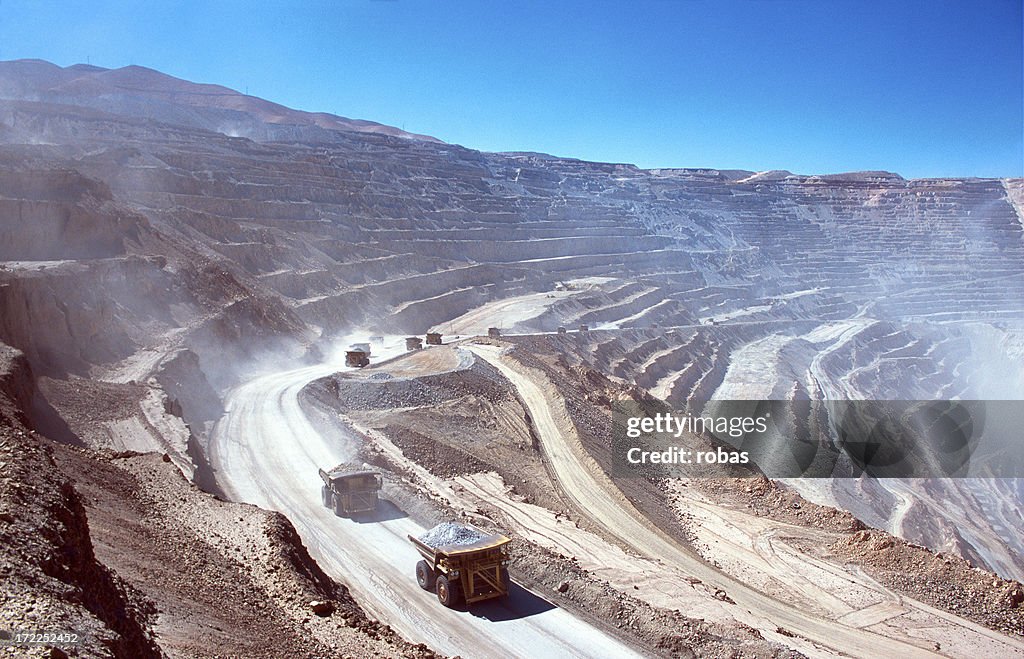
[
  {"left": 409, "top": 522, "right": 511, "bottom": 607},
  {"left": 345, "top": 350, "right": 370, "bottom": 367},
  {"left": 319, "top": 465, "right": 382, "bottom": 516}
]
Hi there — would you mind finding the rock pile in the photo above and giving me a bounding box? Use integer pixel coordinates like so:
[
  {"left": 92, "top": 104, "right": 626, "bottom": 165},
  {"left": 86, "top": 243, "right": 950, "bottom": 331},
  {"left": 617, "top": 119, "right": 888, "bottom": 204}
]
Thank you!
[{"left": 418, "top": 522, "right": 486, "bottom": 548}]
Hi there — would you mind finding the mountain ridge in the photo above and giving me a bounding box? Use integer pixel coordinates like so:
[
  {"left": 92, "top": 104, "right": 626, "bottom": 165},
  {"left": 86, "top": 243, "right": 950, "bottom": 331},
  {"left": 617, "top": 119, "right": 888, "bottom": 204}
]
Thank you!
[{"left": 0, "top": 58, "right": 442, "bottom": 143}]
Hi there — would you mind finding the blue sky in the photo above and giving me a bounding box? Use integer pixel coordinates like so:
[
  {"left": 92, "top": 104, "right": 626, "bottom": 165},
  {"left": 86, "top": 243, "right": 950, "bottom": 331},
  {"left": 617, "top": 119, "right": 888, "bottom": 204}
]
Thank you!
[{"left": 1, "top": 0, "right": 1021, "bottom": 178}]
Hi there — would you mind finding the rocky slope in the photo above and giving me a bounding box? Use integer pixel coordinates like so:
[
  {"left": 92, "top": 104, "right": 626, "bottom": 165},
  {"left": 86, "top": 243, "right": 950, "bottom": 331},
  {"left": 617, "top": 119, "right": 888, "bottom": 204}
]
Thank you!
[
  {"left": 1, "top": 344, "right": 160, "bottom": 657},
  {"left": 1, "top": 341, "right": 432, "bottom": 658}
]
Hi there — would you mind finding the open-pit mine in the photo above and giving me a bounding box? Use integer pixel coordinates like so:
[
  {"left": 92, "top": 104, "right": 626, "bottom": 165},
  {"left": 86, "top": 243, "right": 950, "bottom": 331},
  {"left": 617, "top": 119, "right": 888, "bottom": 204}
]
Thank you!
[{"left": 1, "top": 59, "right": 1023, "bottom": 658}]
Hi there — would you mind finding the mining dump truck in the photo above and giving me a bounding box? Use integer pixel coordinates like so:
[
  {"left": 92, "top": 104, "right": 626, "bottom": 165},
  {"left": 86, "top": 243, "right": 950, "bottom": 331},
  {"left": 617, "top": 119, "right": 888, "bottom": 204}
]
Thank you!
[
  {"left": 409, "top": 522, "right": 511, "bottom": 607},
  {"left": 345, "top": 350, "right": 370, "bottom": 367},
  {"left": 319, "top": 465, "right": 382, "bottom": 516}
]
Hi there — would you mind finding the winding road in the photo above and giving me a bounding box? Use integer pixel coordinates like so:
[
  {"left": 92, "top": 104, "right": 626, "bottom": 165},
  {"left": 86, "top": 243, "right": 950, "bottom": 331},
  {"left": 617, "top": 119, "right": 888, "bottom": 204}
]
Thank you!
[
  {"left": 207, "top": 339, "right": 641, "bottom": 658},
  {"left": 205, "top": 336, "right": 1024, "bottom": 658}
]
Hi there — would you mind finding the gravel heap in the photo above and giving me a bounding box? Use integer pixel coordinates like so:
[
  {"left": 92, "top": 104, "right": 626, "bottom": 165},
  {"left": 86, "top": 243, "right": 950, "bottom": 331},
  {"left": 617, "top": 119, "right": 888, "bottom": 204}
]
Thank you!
[
  {"left": 318, "top": 364, "right": 508, "bottom": 411},
  {"left": 418, "top": 522, "right": 486, "bottom": 548}
]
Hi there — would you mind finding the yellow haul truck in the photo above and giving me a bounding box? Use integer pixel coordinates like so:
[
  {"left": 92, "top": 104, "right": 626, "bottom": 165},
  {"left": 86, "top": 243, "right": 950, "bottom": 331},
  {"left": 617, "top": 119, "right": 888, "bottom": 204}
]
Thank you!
[
  {"left": 409, "top": 522, "right": 511, "bottom": 607},
  {"left": 319, "top": 465, "right": 382, "bottom": 516}
]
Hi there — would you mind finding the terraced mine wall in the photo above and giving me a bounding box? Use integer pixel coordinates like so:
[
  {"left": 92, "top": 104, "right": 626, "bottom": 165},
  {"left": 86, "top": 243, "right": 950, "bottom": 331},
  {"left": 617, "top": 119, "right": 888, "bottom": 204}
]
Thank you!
[{"left": 1, "top": 61, "right": 1023, "bottom": 582}]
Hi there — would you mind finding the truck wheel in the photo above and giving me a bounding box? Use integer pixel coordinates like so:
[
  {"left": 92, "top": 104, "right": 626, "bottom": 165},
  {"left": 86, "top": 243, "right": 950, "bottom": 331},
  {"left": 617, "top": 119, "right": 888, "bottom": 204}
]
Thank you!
[
  {"left": 415, "top": 561, "right": 434, "bottom": 591},
  {"left": 435, "top": 575, "right": 460, "bottom": 608},
  {"left": 500, "top": 567, "right": 511, "bottom": 592},
  {"left": 321, "top": 485, "right": 333, "bottom": 509},
  {"left": 333, "top": 496, "right": 347, "bottom": 517}
]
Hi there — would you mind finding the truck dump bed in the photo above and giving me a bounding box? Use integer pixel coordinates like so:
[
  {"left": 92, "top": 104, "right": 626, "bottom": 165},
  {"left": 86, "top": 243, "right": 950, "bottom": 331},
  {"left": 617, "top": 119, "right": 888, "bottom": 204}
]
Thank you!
[
  {"left": 319, "top": 466, "right": 380, "bottom": 486},
  {"left": 409, "top": 530, "right": 510, "bottom": 558}
]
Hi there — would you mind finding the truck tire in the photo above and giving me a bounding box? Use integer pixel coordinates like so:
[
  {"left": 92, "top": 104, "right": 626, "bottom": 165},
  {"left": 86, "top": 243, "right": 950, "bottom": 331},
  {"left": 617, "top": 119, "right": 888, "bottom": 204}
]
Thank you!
[
  {"left": 500, "top": 567, "right": 511, "bottom": 592},
  {"left": 321, "top": 485, "right": 333, "bottom": 509},
  {"left": 334, "top": 495, "right": 347, "bottom": 517},
  {"left": 415, "top": 561, "right": 434, "bottom": 591},
  {"left": 435, "top": 575, "right": 460, "bottom": 608}
]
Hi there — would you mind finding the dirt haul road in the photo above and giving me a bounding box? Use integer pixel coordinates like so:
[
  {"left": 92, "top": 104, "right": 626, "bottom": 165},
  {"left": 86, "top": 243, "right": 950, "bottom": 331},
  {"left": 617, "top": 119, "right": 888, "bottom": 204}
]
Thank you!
[
  {"left": 465, "top": 344, "right": 1024, "bottom": 658},
  {"left": 208, "top": 344, "right": 642, "bottom": 658}
]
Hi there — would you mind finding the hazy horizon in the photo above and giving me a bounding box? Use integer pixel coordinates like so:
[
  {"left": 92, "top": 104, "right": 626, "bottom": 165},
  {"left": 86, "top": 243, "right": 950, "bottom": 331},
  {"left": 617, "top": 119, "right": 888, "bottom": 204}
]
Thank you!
[{"left": 1, "top": 0, "right": 1021, "bottom": 178}]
